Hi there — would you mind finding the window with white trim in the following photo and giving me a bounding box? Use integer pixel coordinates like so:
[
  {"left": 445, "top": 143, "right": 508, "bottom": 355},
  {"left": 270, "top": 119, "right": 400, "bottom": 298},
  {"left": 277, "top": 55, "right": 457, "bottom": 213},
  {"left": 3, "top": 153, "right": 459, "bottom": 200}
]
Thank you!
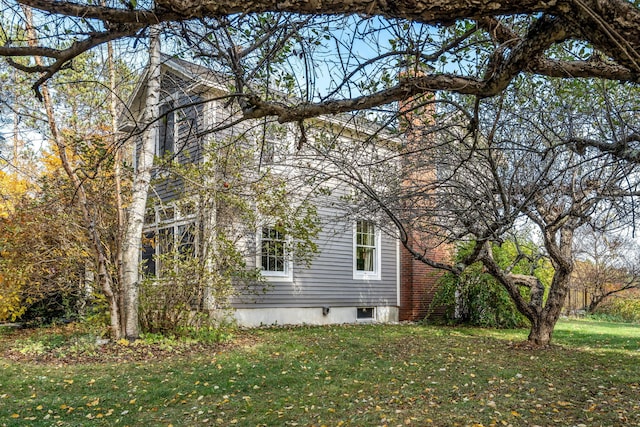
[
  {"left": 354, "top": 220, "right": 381, "bottom": 280},
  {"left": 257, "top": 123, "right": 293, "bottom": 167},
  {"left": 357, "top": 307, "right": 375, "bottom": 320},
  {"left": 259, "top": 226, "right": 292, "bottom": 280}
]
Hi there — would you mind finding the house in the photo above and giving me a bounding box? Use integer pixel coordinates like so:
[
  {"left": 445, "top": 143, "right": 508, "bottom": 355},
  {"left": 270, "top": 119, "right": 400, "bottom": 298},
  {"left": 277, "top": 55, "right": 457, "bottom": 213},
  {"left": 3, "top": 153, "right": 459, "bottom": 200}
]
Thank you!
[{"left": 122, "top": 55, "right": 445, "bottom": 327}]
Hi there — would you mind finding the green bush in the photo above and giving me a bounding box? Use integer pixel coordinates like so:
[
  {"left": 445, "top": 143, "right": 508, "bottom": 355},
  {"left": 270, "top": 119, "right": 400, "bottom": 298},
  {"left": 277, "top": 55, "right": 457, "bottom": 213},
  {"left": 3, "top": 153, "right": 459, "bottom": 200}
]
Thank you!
[
  {"left": 177, "top": 318, "right": 235, "bottom": 343},
  {"left": 429, "top": 240, "right": 552, "bottom": 329},
  {"left": 593, "top": 297, "right": 640, "bottom": 323},
  {"left": 432, "top": 270, "right": 529, "bottom": 328},
  {"left": 20, "top": 288, "right": 82, "bottom": 326}
]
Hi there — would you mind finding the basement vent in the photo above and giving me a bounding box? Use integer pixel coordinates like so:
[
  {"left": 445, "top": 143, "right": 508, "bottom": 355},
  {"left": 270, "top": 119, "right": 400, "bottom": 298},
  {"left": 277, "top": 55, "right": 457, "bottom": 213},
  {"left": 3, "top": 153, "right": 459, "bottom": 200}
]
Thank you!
[{"left": 356, "top": 307, "right": 375, "bottom": 320}]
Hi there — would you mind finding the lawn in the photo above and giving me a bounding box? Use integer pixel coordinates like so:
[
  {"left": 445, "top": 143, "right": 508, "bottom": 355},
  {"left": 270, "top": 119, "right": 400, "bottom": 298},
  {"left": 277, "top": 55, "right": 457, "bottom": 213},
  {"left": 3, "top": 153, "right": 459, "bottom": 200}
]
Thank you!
[{"left": 1, "top": 319, "right": 639, "bottom": 426}]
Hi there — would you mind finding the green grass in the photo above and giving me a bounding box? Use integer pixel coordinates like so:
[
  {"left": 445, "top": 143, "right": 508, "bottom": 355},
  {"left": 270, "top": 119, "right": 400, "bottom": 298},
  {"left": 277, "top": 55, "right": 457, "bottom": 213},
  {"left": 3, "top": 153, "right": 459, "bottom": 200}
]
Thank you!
[{"left": 1, "top": 319, "right": 639, "bottom": 426}]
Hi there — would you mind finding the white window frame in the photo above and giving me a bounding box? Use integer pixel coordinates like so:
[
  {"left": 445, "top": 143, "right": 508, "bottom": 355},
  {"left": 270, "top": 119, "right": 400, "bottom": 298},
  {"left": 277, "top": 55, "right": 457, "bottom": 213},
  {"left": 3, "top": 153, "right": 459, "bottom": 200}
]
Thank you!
[
  {"left": 258, "top": 225, "right": 293, "bottom": 282},
  {"left": 353, "top": 220, "right": 382, "bottom": 280},
  {"left": 356, "top": 307, "right": 376, "bottom": 321}
]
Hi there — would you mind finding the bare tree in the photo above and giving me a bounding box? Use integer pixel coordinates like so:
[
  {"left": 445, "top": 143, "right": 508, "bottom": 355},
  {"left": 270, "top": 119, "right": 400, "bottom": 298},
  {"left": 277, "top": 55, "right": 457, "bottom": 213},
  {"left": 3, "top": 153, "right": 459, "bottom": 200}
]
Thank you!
[
  {"left": 120, "top": 24, "right": 162, "bottom": 339},
  {"left": 302, "top": 77, "right": 640, "bottom": 346},
  {"left": 571, "top": 228, "right": 640, "bottom": 313}
]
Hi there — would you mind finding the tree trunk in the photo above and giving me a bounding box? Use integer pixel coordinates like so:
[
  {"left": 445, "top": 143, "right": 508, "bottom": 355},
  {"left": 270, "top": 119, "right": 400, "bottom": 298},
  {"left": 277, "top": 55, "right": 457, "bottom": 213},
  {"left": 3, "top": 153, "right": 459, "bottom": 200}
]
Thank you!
[
  {"left": 527, "top": 317, "right": 556, "bottom": 346},
  {"left": 480, "top": 234, "right": 574, "bottom": 347},
  {"left": 587, "top": 294, "right": 606, "bottom": 313},
  {"left": 526, "top": 281, "right": 566, "bottom": 346},
  {"left": 525, "top": 289, "right": 567, "bottom": 347},
  {"left": 121, "top": 24, "right": 162, "bottom": 340},
  {"left": 526, "top": 242, "right": 572, "bottom": 346},
  {"left": 106, "top": 37, "right": 127, "bottom": 338},
  {"left": 21, "top": 5, "right": 122, "bottom": 338}
]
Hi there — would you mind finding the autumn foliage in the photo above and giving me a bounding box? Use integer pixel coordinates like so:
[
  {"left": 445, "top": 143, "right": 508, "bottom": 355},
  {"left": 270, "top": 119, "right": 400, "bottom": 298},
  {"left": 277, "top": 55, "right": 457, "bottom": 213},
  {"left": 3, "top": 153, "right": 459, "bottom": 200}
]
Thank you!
[
  {"left": 0, "top": 131, "right": 121, "bottom": 323},
  {"left": 0, "top": 184, "right": 88, "bottom": 322}
]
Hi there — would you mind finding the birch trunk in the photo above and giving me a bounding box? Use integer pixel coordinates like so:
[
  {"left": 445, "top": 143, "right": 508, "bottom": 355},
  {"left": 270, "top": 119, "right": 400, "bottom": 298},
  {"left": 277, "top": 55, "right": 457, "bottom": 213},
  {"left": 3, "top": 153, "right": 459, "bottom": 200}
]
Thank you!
[
  {"left": 21, "top": 5, "right": 122, "bottom": 338},
  {"left": 121, "top": 25, "right": 162, "bottom": 340},
  {"left": 106, "top": 39, "right": 128, "bottom": 335}
]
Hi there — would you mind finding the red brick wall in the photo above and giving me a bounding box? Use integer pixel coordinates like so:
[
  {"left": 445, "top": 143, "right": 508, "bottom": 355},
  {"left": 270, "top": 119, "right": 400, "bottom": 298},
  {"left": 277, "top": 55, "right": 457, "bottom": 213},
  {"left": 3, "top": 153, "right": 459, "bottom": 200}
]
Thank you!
[{"left": 399, "top": 241, "right": 449, "bottom": 321}]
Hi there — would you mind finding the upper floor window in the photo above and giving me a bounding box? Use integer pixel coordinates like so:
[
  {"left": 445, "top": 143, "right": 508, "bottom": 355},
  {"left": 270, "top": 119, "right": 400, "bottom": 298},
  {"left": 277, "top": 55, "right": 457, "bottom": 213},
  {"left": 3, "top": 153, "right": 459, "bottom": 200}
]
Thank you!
[
  {"left": 354, "top": 220, "right": 381, "bottom": 280},
  {"left": 260, "top": 226, "right": 292, "bottom": 280},
  {"left": 157, "top": 99, "right": 202, "bottom": 163},
  {"left": 257, "top": 123, "right": 293, "bottom": 167},
  {"left": 158, "top": 103, "right": 175, "bottom": 158}
]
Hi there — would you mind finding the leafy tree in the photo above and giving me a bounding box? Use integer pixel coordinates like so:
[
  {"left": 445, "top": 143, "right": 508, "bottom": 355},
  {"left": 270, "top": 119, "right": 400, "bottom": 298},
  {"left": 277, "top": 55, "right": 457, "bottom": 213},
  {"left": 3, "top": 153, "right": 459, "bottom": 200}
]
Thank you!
[
  {"left": 0, "top": 168, "right": 30, "bottom": 217},
  {"left": 0, "top": 7, "right": 136, "bottom": 335}
]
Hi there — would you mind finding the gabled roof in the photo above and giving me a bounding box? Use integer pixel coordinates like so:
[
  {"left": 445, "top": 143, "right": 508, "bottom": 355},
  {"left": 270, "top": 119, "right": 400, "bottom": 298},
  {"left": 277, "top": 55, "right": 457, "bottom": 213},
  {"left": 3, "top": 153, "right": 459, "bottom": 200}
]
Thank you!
[
  {"left": 119, "top": 54, "right": 229, "bottom": 132},
  {"left": 120, "top": 54, "right": 402, "bottom": 144}
]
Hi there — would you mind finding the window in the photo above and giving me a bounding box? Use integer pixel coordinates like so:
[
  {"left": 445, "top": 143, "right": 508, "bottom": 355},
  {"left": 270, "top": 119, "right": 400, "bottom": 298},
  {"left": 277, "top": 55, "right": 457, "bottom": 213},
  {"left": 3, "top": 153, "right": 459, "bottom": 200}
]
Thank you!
[
  {"left": 354, "top": 220, "right": 381, "bottom": 280},
  {"left": 357, "top": 307, "right": 375, "bottom": 320},
  {"left": 257, "top": 123, "right": 293, "bottom": 167},
  {"left": 260, "top": 226, "right": 292, "bottom": 280},
  {"left": 141, "top": 203, "right": 196, "bottom": 277},
  {"left": 157, "top": 99, "right": 204, "bottom": 164},
  {"left": 177, "top": 224, "right": 195, "bottom": 256},
  {"left": 141, "top": 231, "right": 156, "bottom": 277},
  {"left": 158, "top": 103, "right": 175, "bottom": 158}
]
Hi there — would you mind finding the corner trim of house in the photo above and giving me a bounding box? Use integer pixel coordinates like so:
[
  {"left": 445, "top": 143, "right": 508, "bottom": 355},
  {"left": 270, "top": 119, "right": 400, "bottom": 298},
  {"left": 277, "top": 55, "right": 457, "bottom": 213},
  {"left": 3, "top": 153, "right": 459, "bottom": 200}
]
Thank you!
[{"left": 396, "top": 238, "right": 401, "bottom": 307}]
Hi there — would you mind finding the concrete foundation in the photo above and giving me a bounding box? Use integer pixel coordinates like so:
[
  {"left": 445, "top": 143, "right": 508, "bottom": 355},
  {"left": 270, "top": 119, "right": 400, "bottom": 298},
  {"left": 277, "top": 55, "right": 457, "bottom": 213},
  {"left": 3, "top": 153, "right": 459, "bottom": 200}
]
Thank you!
[{"left": 232, "top": 306, "right": 399, "bottom": 327}]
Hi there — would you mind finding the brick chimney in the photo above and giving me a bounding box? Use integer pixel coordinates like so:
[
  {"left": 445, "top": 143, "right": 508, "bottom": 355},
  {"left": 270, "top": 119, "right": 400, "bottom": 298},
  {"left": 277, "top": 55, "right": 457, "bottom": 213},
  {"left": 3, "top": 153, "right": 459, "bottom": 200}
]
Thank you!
[{"left": 398, "top": 73, "right": 450, "bottom": 321}]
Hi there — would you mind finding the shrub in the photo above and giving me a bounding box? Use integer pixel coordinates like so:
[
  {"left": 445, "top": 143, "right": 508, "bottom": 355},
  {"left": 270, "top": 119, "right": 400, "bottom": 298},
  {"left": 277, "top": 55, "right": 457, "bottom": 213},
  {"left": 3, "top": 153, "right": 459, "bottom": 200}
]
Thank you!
[
  {"left": 432, "top": 270, "right": 529, "bottom": 329},
  {"left": 20, "top": 288, "right": 83, "bottom": 326},
  {"left": 428, "top": 240, "right": 551, "bottom": 329},
  {"left": 139, "top": 252, "right": 239, "bottom": 341},
  {"left": 594, "top": 297, "right": 640, "bottom": 323}
]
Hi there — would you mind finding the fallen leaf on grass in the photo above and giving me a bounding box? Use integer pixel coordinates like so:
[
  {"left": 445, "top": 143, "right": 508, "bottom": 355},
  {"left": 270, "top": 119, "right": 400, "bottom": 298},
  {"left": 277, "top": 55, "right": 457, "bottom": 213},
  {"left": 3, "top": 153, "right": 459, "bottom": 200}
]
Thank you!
[{"left": 86, "top": 398, "right": 100, "bottom": 407}]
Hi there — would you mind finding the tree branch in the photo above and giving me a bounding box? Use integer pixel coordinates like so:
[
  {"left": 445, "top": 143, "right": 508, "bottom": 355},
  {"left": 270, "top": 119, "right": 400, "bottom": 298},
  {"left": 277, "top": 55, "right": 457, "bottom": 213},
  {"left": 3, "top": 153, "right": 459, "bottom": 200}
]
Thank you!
[{"left": 2, "top": 24, "right": 143, "bottom": 99}]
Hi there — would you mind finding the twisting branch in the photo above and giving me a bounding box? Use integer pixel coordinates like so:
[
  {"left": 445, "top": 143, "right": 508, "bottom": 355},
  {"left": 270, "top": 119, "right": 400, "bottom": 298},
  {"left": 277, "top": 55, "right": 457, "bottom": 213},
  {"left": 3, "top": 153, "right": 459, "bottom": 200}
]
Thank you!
[
  {"left": 2, "top": 24, "right": 143, "bottom": 99},
  {"left": 568, "top": 134, "right": 640, "bottom": 162}
]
